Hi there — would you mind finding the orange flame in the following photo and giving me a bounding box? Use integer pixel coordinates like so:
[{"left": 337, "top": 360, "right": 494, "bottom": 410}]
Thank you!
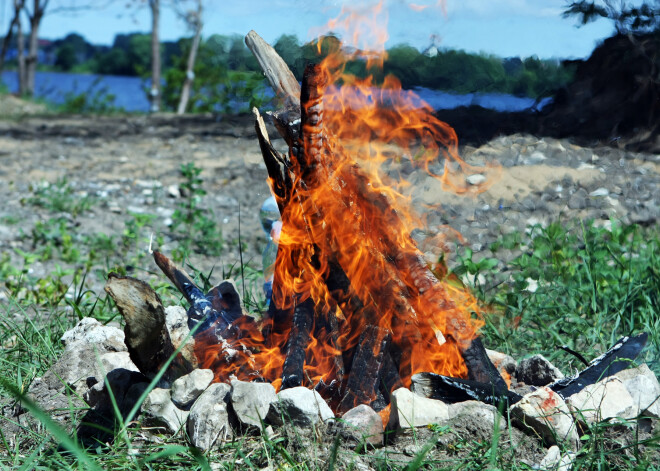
[{"left": 196, "top": 2, "right": 493, "bottom": 410}]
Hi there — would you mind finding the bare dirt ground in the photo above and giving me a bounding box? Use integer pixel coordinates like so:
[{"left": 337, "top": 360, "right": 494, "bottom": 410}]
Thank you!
[{"left": 0, "top": 110, "right": 657, "bottom": 302}]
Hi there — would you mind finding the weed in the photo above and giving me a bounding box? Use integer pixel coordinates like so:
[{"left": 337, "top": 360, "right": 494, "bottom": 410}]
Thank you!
[
  {"left": 455, "top": 220, "right": 660, "bottom": 374},
  {"left": 171, "top": 162, "right": 223, "bottom": 260},
  {"left": 23, "top": 178, "right": 95, "bottom": 218}
]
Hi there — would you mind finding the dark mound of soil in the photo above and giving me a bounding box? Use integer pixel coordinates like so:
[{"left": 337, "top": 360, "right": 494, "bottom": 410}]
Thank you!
[
  {"left": 542, "top": 32, "right": 660, "bottom": 151},
  {"left": 436, "top": 33, "right": 660, "bottom": 152}
]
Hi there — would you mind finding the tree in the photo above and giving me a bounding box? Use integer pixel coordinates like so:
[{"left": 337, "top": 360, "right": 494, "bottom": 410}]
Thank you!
[
  {"left": 0, "top": 0, "right": 26, "bottom": 77},
  {"left": 563, "top": 0, "right": 660, "bottom": 34},
  {"left": 148, "top": 0, "right": 161, "bottom": 112},
  {"left": 175, "top": 0, "right": 203, "bottom": 114}
]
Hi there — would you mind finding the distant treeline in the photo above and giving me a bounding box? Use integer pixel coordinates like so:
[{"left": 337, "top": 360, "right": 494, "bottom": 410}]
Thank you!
[{"left": 3, "top": 32, "right": 575, "bottom": 100}]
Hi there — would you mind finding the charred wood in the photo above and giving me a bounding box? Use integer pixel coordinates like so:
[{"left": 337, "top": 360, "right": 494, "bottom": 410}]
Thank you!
[
  {"left": 339, "top": 325, "right": 392, "bottom": 413},
  {"left": 153, "top": 251, "right": 240, "bottom": 334},
  {"left": 549, "top": 332, "right": 649, "bottom": 399},
  {"left": 411, "top": 372, "right": 522, "bottom": 409},
  {"left": 462, "top": 337, "right": 509, "bottom": 394},
  {"left": 281, "top": 297, "right": 315, "bottom": 389}
]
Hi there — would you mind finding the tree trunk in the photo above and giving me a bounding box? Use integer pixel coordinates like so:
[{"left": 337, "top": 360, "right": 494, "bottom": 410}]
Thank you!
[
  {"left": 176, "top": 0, "right": 202, "bottom": 115},
  {"left": 17, "top": 16, "right": 26, "bottom": 95},
  {"left": 0, "top": 0, "right": 25, "bottom": 76},
  {"left": 149, "top": 0, "right": 161, "bottom": 112},
  {"left": 24, "top": 0, "right": 46, "bottom": 96}
]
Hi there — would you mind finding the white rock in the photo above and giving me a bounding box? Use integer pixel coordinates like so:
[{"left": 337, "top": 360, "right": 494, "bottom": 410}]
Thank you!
[
  {"left": 539, "top": 445, "right": 575, "bottom": 471},
  {"left": 391, "top": 388, "right": 449, "bottom": 428},
  {"left": 188, "top": 383, "right": 233, "bottom": 450},
  {"left": 589, "top": 187, "right": 609, "bottom": 197},
  {"left": 615, "top": 364, "right": 660, "bottom": 418},
  {"left": 142, "top": 388, "right": 189, "bottom": 433},
  {"left": 511, "top": 386, "right": 578, "bottom": 448},
  {"left": 267, "top": 386, "right": 334, "bottom": 427},
  {"left": 230, "top": 379, "right": 276, "bottom": 430},
  {"left": 164, "top": 305, "right": 198, "bottom": 370},
  {"left": 566, "top": 377, "right": 638, "bottom": 425},
  {"left": 60, "top": 317, "right": 126, "bottom": 352},
  {"left": 523, "top": 151, "right": 547, "bottom": 165},
  {"left": 167, "top": 184, "right": 181, "bottom": 198},
  {"left": 171, "top": 369, "right": 215, "bottom": 408},
  {"left": 339, "top": 404, "right": 384, "bottom": 446},
  {"left": 466, "top": 174, "right": 487, "bottom": 186}
]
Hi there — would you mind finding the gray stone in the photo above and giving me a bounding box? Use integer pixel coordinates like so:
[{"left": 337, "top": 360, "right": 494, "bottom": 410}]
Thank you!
[
  {"left": 568, "top": 188, "right": 588, "bottom": 210},
  {"left": 615, "top": 363, "right": 660, "bottom": 417},
  {"left": 447, "top": 400, "right": 506, "bottom": 431},
  {"left": 60, "top": 317, "right": 126, "bottom": 353},
  {"left": 267, "top": 386, "right": 334, "bottom": 427},
  {"left": 511, "top": 386, "right": 578, "bottom": 448},
  {"left": 28, "top": 318, "right": 132, "bottom": 415},
  {"left": 188, "top": 383, "right": 233, "bottom": 450},
  {"left": 171, "top": 369, "right": 214, "bottom": 409},
  {"left": 516, "top": 355, "right": 564, "bottom": 386},
  {"left": 566, "top": 377, "right": 638, "bottom": 425},
  {"left": 164, "top": 305, "right": 198, "bottom": 371},
  {"left": 338, "top": 404, "right": 383, "bottom": 446},
  {"left": 392, "top": 388, "right": 449, "bottom": 428},
  {"left": 538, "top": 445, "right": 576, "bottom": 471},
  {"left": 230, "top": 379, "right": 276, "bottom": 430},
  {"left": 142, "top": 388, "right": 189, "bottom": 433}
]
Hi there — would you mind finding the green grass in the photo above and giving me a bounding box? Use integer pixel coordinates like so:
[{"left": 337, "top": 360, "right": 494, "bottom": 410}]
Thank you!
[
  {"left": 455, "top": 220, "right": 660, "bottom": 375},
  {"left": 0, "top": 218, "right": 658, "bottom": 469}
]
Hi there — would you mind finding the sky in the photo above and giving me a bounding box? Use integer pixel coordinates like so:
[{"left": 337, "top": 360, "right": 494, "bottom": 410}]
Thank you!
[{"left": 0, "top": 0, "right": 617, "bottom": 59}]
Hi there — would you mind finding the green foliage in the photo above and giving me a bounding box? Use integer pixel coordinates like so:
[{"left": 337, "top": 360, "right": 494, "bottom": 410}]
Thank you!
[
  {"left": 22, "top": 178, "right": 95, "bottom": 217},
  {"left": 57, "top": 77, "right": 124, "bottom": 114},
  {"left": 161, "top": 36, "right": 271, "bottom": 113},
  {"left": 456, "top": 220, "right": 660, "bottom": 373},
  {"left": 170, "top": 162, "right": 223, "bottom": 260}
]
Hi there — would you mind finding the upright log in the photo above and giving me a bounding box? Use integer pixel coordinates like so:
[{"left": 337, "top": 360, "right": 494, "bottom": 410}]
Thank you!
[
  {"left": 281, "top": 297, "right": 315, "bottom": 389},
  {"left": 339, "top": 325, "right": 392, "bottom": 413}
]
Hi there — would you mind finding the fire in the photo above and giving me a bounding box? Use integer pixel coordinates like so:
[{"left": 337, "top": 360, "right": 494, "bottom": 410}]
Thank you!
[{"left": 196, "top": 2, "right": 492, "bottom": 410}]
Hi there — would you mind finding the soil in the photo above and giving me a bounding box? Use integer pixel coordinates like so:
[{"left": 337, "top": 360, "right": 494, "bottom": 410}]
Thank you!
[{"left": 0, "top": 111, "right": 657, "bottom": 301}]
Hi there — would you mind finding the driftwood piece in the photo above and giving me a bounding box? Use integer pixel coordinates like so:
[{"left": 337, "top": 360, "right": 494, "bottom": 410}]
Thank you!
[
  {"left": 339, "top": 325, "right": 392, "bottom": 413},
  {"left": 411, "top": 372, "right": 522, "bottom": 409},
  {"left": 549, "top": 332, "right": 649, "bottom": 399},
  {"left": 104, "top": 274, "right": 174, "bottom": 377},
  {"left": 245, "top": 30, "right": 301, "bottom": 108},
  {"left": 281, "top": 297, "right": 315, "bottom": 389}
]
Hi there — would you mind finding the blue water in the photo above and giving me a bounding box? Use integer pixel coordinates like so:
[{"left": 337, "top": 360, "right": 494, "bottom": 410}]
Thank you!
[{"left": 1, "top": 70, "right": 551, "bottom": 113}]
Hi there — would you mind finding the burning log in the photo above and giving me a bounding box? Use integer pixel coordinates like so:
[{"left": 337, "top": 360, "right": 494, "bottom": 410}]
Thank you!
[
  {"left": 281, "top": 297, "right": 315, "bottom": 389},
  {"left": 104, "top": 274, "right": 175, "bottom": 377},
  {"left": 246, "top": 31, "right": 484, "bottom": 401},
  {"left": 338, "top": 325, "right": 392, "bottom": 413},
  {"left": 153, "top": 251, "right": 243, "bottom": 335}
]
